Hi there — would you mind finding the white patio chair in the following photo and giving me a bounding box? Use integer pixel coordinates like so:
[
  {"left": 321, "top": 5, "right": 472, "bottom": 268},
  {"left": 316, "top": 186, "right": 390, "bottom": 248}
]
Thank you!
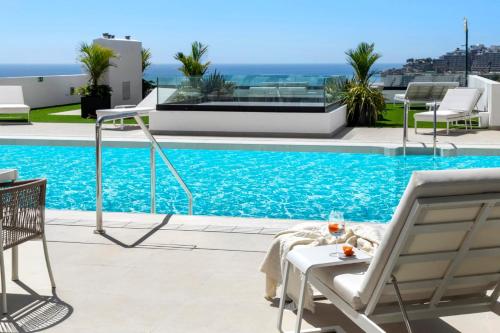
[
  {"left": 0, "top": 86, "right": 30, "bottom": 123},
  {"left": 97, "top": 88, "right": 158, "bottom": 129},
  {"left": 414, "top": 88, "right": 482, "bottom": 135},
  {"left": 393, "top": 81, "right": 459, "bottom": 106},
  {"left": 293, "top": 168, "right": 500, "bottom": 333}
]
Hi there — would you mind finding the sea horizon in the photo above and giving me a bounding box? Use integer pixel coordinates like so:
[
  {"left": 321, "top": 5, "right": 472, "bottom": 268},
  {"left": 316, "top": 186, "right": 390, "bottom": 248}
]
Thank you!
[{"left": 0, "top": 63, "right": 402, "bottom": 79}]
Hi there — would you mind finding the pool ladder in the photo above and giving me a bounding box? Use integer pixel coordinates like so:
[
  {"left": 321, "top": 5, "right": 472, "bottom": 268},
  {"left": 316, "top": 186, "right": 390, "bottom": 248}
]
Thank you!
[{"left": 94, "top": 111, "right": 193, "bottom": 234}]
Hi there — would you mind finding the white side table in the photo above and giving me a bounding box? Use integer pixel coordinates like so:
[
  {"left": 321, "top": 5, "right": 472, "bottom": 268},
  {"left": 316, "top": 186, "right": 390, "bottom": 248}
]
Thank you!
[{"left": 277, "top": 244, "right": 372, "bottom": 333}]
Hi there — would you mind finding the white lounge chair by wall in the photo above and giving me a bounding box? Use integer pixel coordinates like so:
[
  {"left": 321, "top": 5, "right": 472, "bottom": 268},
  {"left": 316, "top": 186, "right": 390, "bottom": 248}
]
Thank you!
[
  {"left": 286, "top": 168, "right": 500, "bottom": 333},
  {"left": 414, "top": 88, "right": 481, "bottom": 135},
  {"left": 0, "top": 86, "right": 30, "bottom": 123},
  {"left": 96, "top": 88, "right": 158, "bottom": 129}
]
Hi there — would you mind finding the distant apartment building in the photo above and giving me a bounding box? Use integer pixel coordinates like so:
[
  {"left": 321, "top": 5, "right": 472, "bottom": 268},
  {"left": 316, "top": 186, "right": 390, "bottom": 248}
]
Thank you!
[{"left": 384, "top": 45, "right": 500, "bottom": 75}]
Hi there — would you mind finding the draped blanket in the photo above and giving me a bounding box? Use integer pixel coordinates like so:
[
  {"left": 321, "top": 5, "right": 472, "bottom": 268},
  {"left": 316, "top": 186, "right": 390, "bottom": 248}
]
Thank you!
[{"left": 259, "top": 222, "right": 387, "bottom": 312}]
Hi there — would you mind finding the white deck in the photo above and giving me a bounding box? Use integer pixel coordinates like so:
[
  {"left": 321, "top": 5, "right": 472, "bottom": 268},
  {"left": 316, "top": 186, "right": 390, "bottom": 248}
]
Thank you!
[
  {"left": 0, "top": 210, "right": 496, "bottom": 333},
  {"left": 2, "top": 122, "right": 500, "bottom": 151}
]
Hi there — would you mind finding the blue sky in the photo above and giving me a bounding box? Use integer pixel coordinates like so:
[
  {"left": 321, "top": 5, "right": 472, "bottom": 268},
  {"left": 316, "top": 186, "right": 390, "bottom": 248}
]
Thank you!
[{"left": 1, "top": 0, "right": 498, "bottom": 64}]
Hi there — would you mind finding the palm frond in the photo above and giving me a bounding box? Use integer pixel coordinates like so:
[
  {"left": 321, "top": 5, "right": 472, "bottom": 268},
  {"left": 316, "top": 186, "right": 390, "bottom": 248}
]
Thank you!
[
  {"left": 174, "top": 41, "right": 210, "bottom": 77},
  {"left": 141, "top": 48, "right": 152, "bottom": 73},
  {"left": 78, "top": 42, "right": 117, "bottom": 87}
]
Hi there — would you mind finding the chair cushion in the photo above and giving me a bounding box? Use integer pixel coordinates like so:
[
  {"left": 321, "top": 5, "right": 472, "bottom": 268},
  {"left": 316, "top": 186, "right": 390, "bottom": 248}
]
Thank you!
[
  {"left": 439, "top": 88, "right": 480, "bottom": 112},
  {"left": 0, "top": 169, "right": 18, "bottom": 182},
  {"left": 313, "top": 263, "right": 369, "bottom": 310},
  {"left": 414, "top": 110, "right": 465, "bottom": 122},
  {"left": 0, "top": 104, "right": 30, "bottom": 114},
  {"left": 394, "top": 93, "right": 405, "bottom": 101},
  {"left": 0, "top": 86, "right": 25, "bottom": 104},
  {"left": 96, "top": 107, "right": 152, "bottom": 117}
]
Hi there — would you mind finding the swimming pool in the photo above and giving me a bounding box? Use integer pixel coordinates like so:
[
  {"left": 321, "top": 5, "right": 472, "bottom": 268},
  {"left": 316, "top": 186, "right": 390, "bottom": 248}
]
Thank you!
[{"left": 2, "top": 144, "right": 500, "bottom": 222}]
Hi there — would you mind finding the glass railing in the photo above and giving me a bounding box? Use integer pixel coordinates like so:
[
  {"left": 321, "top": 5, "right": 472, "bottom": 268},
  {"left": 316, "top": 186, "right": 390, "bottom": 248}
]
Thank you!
[{"left": 155, "top": 75, "right": 346, "bottom": 113}]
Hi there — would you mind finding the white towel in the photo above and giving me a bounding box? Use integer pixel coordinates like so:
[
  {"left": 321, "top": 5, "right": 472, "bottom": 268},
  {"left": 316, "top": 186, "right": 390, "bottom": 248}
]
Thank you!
[{"left": 259, "top": 222, "right": 387, "bottom": 312}]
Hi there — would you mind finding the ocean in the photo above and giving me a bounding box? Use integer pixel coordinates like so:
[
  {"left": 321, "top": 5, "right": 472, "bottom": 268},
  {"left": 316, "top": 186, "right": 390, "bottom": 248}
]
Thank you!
[{"left": 0, "top": 63, "right": 400, "bottom": 81}]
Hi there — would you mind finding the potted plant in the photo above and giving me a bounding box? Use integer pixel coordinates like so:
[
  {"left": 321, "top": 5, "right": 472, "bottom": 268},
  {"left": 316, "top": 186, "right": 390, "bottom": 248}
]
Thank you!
[
  {"left": 76, "top": 42, "right": 117, "bottom": 118},
  {"left": 340, "top": 42, "right": 386, "bottom": 126}
]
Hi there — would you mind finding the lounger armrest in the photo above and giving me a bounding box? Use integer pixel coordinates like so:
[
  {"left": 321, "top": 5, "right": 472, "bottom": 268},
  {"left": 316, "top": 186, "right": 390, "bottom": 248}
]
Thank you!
[{"left": 114, "top": 105, "right": 137, "bottom": 109}]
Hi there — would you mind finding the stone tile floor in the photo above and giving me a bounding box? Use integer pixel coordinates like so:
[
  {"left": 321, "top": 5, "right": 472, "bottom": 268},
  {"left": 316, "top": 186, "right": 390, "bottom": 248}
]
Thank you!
[{"left": 0, "top": 210, "right": 496, "bottom": 332}]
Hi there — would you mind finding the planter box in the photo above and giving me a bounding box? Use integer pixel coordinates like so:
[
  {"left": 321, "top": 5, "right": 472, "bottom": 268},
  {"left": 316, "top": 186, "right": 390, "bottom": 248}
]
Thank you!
[
  {"left": 81, "top": 95, "right": 111, "bottom": 119},
  {"left": 149, "top": 104, "right": 347, "bottom": 137}
]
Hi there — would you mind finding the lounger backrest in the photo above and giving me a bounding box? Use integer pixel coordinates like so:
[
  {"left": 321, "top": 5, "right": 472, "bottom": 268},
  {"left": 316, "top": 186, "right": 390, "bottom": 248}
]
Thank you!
[
  {"left": 137, "top": 88, "right": 158, "bottom": 108},
  {"left": 0, "top": 86, "right": 25, "bottom": 104},
  {"left": 404, "top": 82, "right": 459, "bottom": 102},
  {"left": 278, "top": 87, "right": 308, "bottom": 98},
  {"left": 248, "top": 86, "right": 279, "bottom": 98},
  {"left": 359, "top": 168, "right": 500, "bottom": 312},
  {"left": 438, "top": 88, "right": 481, "bottom": 112}
]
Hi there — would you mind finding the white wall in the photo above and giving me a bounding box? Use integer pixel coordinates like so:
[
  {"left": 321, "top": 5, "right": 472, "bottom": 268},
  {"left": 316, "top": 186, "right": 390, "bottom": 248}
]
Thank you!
[
  {"left": 94, "top": 38, "right": 142, "bottom": 107},
  {"left": 468, "top": 75, "right": 500, "bottom": 128},
  {"left": 0, "top": 74, "right": 88, "bottom": 108},
  {"left": 149, "top": 105, "right": 347, "bottom": 136}
]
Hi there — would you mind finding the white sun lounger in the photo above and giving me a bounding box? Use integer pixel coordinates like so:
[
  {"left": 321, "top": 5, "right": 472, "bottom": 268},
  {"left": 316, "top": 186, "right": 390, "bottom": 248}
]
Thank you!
[
  {"left": 0, "top": 86, "right": 30, "bottom": 123},
  {"left": 97, "top": 88, "right": 158, "bottom": 129},
  {"left": 393, "top": 82, "right": 459, "bottom": 106},
  {"left": 414, "top": 88, "right": 481, "bottom": 135},
  {"left": 286, "top": 168, "right": 500, "bottom": 333}
]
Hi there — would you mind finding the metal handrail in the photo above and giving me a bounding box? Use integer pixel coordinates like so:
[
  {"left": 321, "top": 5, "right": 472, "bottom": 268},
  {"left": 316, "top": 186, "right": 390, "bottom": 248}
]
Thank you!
[{"left": 95, "top": 112, "right": 193, "bottom": 234}]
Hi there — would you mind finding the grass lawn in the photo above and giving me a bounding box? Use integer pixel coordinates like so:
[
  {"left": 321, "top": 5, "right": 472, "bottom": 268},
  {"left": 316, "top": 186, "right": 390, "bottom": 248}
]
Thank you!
[
  {"left": 376, "top": 104, "right": 476, "bottom": 129},
  {"left": 1, "top": 102, "right": 472, "bottom": 129},
  {"left": 0, "top": 104, "right": 147, "bottom": 124}
]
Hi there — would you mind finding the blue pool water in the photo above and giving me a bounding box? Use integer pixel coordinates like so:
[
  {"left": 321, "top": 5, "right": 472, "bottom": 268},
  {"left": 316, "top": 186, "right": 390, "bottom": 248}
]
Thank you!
[{"left": 2, "top": 144, "right": 500, "bottom": 223}]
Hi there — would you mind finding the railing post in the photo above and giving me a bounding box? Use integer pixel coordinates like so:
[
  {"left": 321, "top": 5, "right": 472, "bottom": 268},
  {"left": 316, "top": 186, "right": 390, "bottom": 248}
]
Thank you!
[
  {"left": 95, "top": 121, "right": 105, "bottom": 234},
  {"left": 433, "top": 100, "right": 438, "bottom": 157},
  {"left": 403, "top": 101, "right": 408, "bottom": 156},
  {"left": 150, "top": 144, "right": 156, "bottom": 214}
]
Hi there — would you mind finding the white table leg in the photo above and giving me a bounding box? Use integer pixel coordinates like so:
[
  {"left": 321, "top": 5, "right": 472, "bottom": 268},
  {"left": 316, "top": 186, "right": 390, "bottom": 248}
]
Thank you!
[
  {"left": 278, "top": 260, "right": 291, "bottom": 332},
  {"left": 294, "top": 271, "right": 309, "bottom": 333}
]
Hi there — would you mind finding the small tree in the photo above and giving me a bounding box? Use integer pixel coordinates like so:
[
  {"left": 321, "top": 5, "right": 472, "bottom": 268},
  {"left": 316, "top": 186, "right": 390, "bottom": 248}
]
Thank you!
[
  {"left": 341, "top": 42, "right": 385, "bottom": 126},
  {"left": 174, "top": 41, "right": 210, "bottom": 77},
  {"left": 77, "top": 42, "right": 117, "bottom": 97}
]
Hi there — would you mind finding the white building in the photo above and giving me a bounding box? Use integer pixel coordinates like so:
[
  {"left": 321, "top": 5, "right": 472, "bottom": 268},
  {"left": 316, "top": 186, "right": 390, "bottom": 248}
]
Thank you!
[{"left": 94, "top": 36, "right": 143, "bottom": 107}]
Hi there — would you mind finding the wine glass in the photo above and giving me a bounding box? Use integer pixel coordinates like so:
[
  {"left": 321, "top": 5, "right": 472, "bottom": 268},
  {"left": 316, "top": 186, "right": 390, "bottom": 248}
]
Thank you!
[{"left": 327, "top": 211, "right": 345, "bottom": 257}]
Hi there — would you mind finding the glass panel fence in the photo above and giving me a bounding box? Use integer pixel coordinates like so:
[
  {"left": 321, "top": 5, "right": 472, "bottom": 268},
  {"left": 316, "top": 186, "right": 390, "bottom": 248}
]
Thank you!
[{"left": 156, "top": 75, "right": 346, "bottom": 112}]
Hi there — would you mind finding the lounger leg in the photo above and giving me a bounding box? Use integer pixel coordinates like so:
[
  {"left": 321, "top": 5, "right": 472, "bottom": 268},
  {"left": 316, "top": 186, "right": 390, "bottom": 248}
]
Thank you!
[
  {"left": 278, "top": 261, "right": 291, "bottom": 332},
  {"left": 42, "top": 234, "right": 56, "bottom": 289},
  {"left": 294, "top": 272, "right": 309, "bottom": 333},
  {"left": 447, "top": 121, "right": 449, "bottom": 135},
  {"left": 0, "top": 246, "right": 7, "bottom": 314},
  {"left": 414, "top": 120, "right": 417, "bottom": 134},
  {"left": 391, "top": 275, "right": 413, "bottom": 333},
  {"left": 11, "top": 246, "right": 18, "bottom": 281}
]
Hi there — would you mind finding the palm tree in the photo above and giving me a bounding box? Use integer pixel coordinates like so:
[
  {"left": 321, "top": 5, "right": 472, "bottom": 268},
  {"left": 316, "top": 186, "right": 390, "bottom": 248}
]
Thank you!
[
  {"left": 141, "top": 48, "right": 154, "bottom": 98},
  {"left": 174, "top": 41, "right": 210, "bottom": 77},
  {"left": 341, "top": 42, "right": 385, "bottom": 126},
  {"left": 346, "top": 42, "right": 381, "bottom": 85},
  {"left": 78, "top": 42, "right": 117, "bottom": 90},
  {"left": 141, "top": 48, "right": 152, "bottom": 73}
]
